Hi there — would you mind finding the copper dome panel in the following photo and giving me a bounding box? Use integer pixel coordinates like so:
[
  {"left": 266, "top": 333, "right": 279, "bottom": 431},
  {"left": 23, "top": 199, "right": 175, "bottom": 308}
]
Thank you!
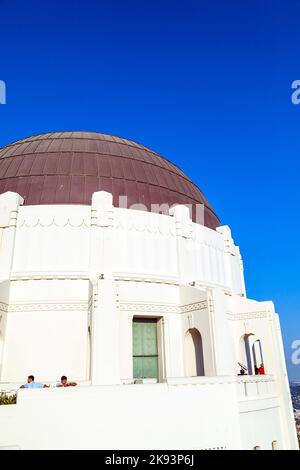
[{"left": 0, "top": 132, "right": 220, "bottom": 229}]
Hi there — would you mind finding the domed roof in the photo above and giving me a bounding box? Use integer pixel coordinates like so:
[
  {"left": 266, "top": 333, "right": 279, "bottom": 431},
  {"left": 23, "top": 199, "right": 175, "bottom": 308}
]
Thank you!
[{"left": 0, "top": 131, "right": 220, "bottom": 229}]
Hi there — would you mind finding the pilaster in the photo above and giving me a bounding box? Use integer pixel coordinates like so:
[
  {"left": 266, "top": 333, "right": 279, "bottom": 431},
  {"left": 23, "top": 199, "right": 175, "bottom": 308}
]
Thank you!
[
  {"left": 169, "top": 205, "right": 194, "bottom": 284},
  {"left": 89, "top": 191, "right": 120, "bottom": 385},
  {"left": 0, "top": 192, "right": 24, "bottom": 280}
]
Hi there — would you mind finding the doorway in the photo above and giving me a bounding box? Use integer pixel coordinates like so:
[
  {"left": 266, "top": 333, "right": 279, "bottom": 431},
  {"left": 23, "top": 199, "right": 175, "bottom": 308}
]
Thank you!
[{"left": 132, "top": 318, "right": 159, "bottom": 379}]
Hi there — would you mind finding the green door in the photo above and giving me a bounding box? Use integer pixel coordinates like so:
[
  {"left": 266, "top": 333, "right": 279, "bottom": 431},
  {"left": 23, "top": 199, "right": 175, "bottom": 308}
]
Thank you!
[{"left": 133, "top": 318, "right": 158, "bottom": 379}]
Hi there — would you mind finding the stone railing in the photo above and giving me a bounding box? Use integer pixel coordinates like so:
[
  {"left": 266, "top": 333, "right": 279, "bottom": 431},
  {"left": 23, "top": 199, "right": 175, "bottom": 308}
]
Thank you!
[
  {"left": 0, "top": 380, "right": 91, "bottom": 396},
  {"left": 236, "top": 374, "right": 276, "bottom": 401},
  {"left": 0, "top": 375, "right": 276, "bottom": 401}
]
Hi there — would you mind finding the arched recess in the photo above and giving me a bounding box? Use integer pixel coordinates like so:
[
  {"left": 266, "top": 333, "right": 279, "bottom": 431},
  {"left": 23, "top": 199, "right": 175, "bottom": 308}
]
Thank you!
[
  {"left": 239, "top": 334, "right": 252, "bottom": 374},
  {"left": 252, "top": 339, "right": 263, "bottom": 370},
  {"left": 239, "top": 334, "right": 264, "bottom": 375},
  {"left": 184, "top": 328, "right": 205, "bottom": 377}
]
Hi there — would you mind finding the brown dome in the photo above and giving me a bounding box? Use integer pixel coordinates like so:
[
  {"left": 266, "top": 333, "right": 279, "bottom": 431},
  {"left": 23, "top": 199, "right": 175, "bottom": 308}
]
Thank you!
[{"left": 0, "top": 132, "right": 220, "bottom": 229}]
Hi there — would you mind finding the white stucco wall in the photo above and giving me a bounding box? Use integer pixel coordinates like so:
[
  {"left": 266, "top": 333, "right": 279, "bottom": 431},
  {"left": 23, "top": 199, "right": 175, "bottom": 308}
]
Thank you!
[
  {"left": 0, "top": 190, "right": 297, "bottom": 450},
  {"left": 1, "top": 279, "right": 90, "bottom": 382},
  {"left": 0, "top": 376, "right": 288, "bottom": 450}
]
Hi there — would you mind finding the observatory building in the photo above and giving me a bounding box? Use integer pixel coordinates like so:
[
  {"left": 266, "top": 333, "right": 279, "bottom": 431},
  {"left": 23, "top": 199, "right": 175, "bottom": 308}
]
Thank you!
[{"left": 0, "top": 132, "right": 297, "bottom": 449}]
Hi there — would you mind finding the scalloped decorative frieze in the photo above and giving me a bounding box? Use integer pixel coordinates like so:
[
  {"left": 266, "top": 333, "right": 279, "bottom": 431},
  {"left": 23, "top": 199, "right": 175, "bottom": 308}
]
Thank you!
[
  {"left": 17, "top": 218, "right": 90, "bottom": 228},
  {"left": 115, "top": 221, "right": 176, "bottom": 237},
  {"left": 114, "top": 210, "right": 176, "bottom": 237}
]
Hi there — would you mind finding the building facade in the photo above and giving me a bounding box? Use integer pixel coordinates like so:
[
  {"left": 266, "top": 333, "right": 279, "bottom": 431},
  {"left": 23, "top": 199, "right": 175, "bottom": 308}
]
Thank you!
[{"left": 0, "top": 132, "right": 297, "bottom": 449}]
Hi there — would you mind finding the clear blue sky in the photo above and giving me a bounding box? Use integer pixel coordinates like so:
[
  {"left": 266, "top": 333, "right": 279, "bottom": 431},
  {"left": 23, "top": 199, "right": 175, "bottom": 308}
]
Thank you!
[{"left": 0, "top": 0, "right": 299, "bottom": 380}]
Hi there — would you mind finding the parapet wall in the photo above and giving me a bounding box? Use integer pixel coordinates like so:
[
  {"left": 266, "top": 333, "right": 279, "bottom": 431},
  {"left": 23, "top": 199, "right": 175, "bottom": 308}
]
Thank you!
[{"left": 0, "top": 377, "right": 283, "bottom": 450}]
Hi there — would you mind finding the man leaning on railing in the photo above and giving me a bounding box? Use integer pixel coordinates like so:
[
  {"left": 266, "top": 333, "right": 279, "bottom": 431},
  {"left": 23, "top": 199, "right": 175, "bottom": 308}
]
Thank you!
[{"left": 19, "top": 375, "right": 49, "bottom": 389}]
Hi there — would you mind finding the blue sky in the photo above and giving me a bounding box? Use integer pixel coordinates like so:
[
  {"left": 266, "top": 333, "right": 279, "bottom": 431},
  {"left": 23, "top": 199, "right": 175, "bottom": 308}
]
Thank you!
[{"left": 0, "top": 0, "right": 299, "bottom": 380}]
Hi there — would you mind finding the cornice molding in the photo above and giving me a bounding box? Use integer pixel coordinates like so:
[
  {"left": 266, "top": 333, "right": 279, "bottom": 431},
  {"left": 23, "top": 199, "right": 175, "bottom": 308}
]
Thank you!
[
  {"left": 114, "top": 274, "right": 180, "bottom": 285},
  {"left": 10, "top": 273, "right": 89, "bottom": 281}
]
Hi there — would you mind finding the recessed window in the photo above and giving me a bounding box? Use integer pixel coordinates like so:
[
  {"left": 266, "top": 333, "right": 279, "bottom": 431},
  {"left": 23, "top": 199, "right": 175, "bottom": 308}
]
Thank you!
[{"left": 132, "top": 318, "right": 158, "bottom": 380}]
